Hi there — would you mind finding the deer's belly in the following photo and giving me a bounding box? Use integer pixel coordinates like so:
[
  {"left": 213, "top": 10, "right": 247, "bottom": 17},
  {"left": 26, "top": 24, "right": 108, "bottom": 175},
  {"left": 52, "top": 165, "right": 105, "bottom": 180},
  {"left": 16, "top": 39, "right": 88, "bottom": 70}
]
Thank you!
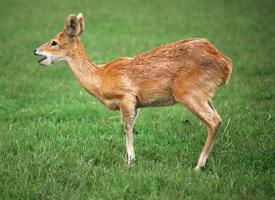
[{"left": 137, "top": 94, "right": 176, "bottom": 107}]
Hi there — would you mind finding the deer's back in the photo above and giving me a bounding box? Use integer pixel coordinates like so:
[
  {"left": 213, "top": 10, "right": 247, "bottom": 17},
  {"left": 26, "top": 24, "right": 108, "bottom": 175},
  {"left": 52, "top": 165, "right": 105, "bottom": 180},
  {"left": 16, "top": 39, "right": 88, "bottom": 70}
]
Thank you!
[{"left": 101, "top": 38, "right": 231, "bottom": 107}]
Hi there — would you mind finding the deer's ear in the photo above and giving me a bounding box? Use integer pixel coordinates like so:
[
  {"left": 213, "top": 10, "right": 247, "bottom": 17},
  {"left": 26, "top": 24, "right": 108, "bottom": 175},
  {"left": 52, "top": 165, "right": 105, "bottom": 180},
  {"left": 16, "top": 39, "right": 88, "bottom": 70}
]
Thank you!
[
  {"left": 64, "top": 14, "right": 84, "bottom": 38},
  {"left": 77, "top": 13, "right": 85, "bottom": 35}
]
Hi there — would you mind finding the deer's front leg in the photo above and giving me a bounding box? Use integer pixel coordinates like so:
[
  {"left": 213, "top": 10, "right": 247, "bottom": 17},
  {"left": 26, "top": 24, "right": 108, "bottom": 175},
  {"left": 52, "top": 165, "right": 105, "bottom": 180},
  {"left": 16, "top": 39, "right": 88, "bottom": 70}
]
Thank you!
[{"left": 119, "top": 98, "right": 138, "bottom": 165}]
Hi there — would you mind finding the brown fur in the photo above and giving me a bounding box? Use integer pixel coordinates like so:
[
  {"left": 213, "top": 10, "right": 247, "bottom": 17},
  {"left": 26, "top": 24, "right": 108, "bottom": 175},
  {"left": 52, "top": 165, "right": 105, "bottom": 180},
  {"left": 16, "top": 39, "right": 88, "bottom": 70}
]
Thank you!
[{"left": 34, "top": 13, "right": 232, "bottom": 169}]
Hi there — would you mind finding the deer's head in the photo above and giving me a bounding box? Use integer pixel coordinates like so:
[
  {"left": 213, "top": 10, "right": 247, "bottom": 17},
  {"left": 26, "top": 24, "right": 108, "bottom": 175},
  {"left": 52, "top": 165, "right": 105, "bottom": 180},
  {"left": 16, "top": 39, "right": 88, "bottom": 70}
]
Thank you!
[{"left": 34, "top": 13, "right": 85, "bottom": 66}]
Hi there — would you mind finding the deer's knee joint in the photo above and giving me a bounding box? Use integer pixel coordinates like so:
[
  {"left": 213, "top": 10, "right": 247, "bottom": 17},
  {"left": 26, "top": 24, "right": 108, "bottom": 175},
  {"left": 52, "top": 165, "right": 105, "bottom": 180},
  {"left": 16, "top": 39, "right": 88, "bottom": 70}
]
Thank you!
[{"left": 209, "top": 117, "right": 221, "bottom": 136}]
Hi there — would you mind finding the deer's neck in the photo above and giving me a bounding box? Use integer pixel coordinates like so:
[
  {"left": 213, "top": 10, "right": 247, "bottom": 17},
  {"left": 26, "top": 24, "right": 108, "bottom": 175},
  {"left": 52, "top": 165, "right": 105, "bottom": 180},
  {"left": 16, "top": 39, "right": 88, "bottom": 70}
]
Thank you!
[{"left": 66, "top": 39, "right": 102, "bottom": 97}]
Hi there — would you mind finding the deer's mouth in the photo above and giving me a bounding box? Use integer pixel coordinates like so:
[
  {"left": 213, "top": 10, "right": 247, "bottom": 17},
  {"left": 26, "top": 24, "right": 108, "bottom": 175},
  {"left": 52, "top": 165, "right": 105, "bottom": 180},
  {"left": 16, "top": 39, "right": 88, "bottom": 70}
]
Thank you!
[
  {"left": 38, "top": 55, "right": 47, "bottom": 64},
  {"left": 34, "top": 49, "right": 52, "bottom": 66}
]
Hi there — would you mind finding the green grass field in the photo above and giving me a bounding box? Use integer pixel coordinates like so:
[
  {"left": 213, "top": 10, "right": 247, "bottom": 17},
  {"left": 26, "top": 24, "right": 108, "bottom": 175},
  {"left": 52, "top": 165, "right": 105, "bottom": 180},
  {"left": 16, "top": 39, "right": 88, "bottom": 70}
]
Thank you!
[{"left": 0, "top": 0, "right": 275, "bottom": 199}]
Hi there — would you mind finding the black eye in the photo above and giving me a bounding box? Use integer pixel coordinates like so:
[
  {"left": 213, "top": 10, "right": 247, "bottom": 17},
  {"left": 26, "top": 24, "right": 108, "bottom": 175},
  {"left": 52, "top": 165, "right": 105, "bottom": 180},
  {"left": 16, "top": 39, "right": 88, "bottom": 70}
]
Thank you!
[{"left": 51, "top": 41, "right": 58, "bottom": 46}]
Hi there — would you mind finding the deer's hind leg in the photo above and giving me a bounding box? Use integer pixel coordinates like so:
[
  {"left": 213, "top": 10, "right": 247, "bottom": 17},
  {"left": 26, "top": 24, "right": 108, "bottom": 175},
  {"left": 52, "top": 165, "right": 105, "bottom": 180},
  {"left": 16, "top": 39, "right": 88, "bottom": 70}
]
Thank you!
[{"left": 173, "top": 90, "right": 221, "bottom": 170}]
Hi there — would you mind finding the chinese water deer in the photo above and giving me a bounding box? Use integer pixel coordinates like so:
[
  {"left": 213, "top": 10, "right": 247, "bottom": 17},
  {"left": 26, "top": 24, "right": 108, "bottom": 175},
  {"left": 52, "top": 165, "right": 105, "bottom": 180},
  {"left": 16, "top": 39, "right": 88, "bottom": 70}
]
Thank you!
[{"left": 34, "top": 13, "right": 232, "bottom": 170}]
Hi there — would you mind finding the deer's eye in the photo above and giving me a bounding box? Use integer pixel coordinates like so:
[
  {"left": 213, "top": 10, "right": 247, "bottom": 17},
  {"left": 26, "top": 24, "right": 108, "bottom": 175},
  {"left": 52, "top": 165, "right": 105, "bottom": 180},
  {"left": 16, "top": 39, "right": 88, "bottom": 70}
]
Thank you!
[{"left": 50, "top": 41, "right": 58, "bottom": 46}]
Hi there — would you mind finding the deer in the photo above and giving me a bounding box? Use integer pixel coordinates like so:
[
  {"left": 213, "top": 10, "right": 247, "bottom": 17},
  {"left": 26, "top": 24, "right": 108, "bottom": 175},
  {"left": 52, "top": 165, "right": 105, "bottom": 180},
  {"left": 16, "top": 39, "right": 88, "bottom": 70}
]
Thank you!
[{"left": 33, "top": 13, "right": 232, "bottom": 170}]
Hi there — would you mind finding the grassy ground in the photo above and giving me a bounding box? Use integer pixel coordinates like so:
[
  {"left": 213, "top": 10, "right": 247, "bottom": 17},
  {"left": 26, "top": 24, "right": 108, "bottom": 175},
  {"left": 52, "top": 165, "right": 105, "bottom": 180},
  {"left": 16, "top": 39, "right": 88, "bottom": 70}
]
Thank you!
[{"left": 0, "top": 0, "right": 275, "bottom": 199}]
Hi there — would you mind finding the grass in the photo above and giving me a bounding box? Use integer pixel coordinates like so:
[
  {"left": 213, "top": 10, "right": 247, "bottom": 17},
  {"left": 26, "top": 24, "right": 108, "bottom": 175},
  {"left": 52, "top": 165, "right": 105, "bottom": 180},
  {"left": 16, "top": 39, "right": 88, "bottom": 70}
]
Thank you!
[{"left": 0, "top": 0, "right": 275, "bottom": 199}]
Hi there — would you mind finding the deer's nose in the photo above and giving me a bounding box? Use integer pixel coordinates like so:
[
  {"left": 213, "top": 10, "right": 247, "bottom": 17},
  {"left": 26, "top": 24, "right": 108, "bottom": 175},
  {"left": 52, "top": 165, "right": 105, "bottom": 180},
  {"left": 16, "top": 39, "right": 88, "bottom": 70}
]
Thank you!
[{"left": 33, "top": 49, "right": 38, "bottom": 55}]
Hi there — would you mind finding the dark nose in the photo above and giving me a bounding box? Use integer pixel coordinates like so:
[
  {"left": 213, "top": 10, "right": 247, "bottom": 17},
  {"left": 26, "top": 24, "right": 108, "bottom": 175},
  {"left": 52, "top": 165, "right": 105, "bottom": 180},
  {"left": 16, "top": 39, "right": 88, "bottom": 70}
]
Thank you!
[{"left": 33, "top": 49, "right": 38, "bottom": 55}]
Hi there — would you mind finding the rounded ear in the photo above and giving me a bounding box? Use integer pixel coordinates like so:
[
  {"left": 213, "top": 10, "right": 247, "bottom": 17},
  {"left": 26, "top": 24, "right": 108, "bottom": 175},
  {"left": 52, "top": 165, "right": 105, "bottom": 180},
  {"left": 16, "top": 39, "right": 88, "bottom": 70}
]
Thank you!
[
  {"left": 64, "top": 13, "right": 85, "bottom": 38},
  {"left": 77, "top": 13, "right": 85, "bottom": 35}
]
